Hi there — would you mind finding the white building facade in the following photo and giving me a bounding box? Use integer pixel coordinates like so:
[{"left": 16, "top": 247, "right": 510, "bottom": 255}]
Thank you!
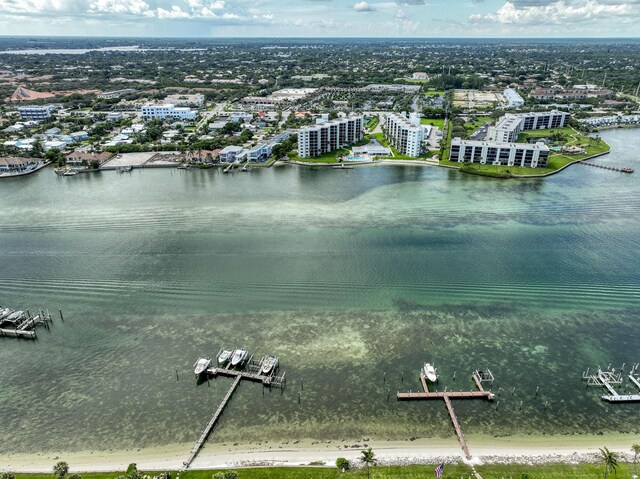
[
  {"left": 450, "top": 139, "right": 550, "bottom": 168},
  {"left": 503, "top": 88, "right": 525, "bottom": 109},
  {"left": 18, "top": 105, "right": 55, "bottom": 121},
  {"left": 140, "top": 104, "right": 197, "bottom": 121},
  {"left": 487, "top": 114, "right": 523, "bottom": 143},
  {"left": 384, "top": 112, "right": 424, "bottom": 157},
  {"left": 519, "top": 110, "right": 569, "bottom": 130},
  {"left": 297, "top": 116, "right": 363, "bottom": 158}
]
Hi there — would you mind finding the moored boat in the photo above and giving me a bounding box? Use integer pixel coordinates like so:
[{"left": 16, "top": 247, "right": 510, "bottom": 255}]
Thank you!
[
  {"left": 217, "top": 349, "right": 232, "bottom": 365},
  {"left": 231, "top": 348, "right": 248, "bottom": 367},
  {"left": 63, "top": 170, "right": 78, "bottom": 176},
  {"left": 423, "top": 362, "right": 438, "bottom": 382},
  {"left": 193, "top": 356, "right": 212, "bottom": 376},
  {"left": 261, "top": 355, "right": 279, "bottom": 375}
]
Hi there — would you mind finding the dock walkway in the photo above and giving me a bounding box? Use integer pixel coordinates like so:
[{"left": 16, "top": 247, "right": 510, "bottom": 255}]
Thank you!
[
  {"left": 183, "top": 375, "right": 241, "bottom": 470},
  {"left": 397, "top": 369, "right": 494, "bottom": 460},
  {"left": 583, "top": 366, "right": 640, "bottom": 402}
]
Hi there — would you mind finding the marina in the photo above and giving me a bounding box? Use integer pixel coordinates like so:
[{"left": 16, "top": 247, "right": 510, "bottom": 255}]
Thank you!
[
  {"left": 183, "top": 348, "right": 286, "bottom": 471},
  {"left": 0, "top": 305, "right": 57, "bottom": 339},
  {"left": 398, "top": 366, "right": 495, "bottom": 460},
  {"left": 582, "top": 364, "right": 640, "bottom": 402}
]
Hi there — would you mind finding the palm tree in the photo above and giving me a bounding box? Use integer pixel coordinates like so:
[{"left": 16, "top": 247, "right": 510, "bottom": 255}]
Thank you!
[
  {"left": 361, "top": 448, "right": 376, "bottom": 479},
  {"left": 53, "top": 461, "right": 69, "bottom": 478},
  {"left": 632, "top": 444, "right": 640, "bottom": 478},
  {"left": 599, "top": 447, "right": 619, "bottom": 479}
]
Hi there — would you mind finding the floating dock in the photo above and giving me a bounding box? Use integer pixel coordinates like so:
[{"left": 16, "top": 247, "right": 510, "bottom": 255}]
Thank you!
[
  {"left": 182, "top": 349, "right": 286, "bottom": 471},
  {"left": 398, "top": 368, "right": 495, "bottom": 460},
  {"left": 0, "top": 306, "right": 57, "bottom": 340},
  {"left": 582, "top": 364, "right": 640, "bottom": 402}
]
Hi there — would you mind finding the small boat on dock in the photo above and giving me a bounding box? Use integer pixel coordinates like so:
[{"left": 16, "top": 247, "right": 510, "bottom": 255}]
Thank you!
[
  {"left": 117, "top": 165, "right": 133, "bottom": 173},
  {"left": 217, "top": 349, "right": 232, "bottom": 365},
  {"left": 63, "top": 170, "right": 78, "bottom": 176},
  {"left": 332, "top": 164, "right": 354, "bottom": 169},
  {"left": 177, "top": 163, "right": 191, "bottom": 170},
  {"left": 231, "top": 348, "right": 248, "bottom": 367},
  {"left": 423, "top": 363, "right": 438, "bottom": 383},
  {"left": 261, "top": 355, "right": 279, "bottom": 375},
  {"left": 193, "top": 357, "right": 212, "bottom": 376}
]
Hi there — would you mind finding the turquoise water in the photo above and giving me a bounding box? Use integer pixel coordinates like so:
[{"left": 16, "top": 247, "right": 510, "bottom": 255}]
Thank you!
[{"left": 0, "top": 128, "right": 639, "bottom": 453}]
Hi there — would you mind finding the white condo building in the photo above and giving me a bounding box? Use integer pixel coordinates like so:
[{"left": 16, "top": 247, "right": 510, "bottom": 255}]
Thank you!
[
  {"left": 450, "top": 138, "right": 550, "bottom": 168},
  {"left": 487, "top": 114, "right": 523, "bottom": 143},
  {"left": 384, "top": 112, "right": 424, "bottom": 157},
  {"left": 18, "top": 105, "right": 55, "bottom": 121},
  {"left": 140, "top": 104, "right": 197, "bottom": 121},
  {"left": 503, "top": 88, "right": 525, "bottom": 109},
  {"left": 488, "top": 110, "right": 569, "bottom": 143},
  {"left": 297, "top": 116, "right": 363, "bottom": 158}
]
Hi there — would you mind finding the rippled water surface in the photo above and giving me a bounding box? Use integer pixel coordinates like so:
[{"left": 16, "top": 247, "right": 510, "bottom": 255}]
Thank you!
[{"left": 1, "top": 128, "right": 639, "bottom": 453}]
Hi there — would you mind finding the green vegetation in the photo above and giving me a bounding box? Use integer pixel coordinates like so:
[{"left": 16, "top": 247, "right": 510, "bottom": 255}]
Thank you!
[
  {"left": 599, "top": 447, "right": 619, "bottom": 479},
  {"left": 9, "top": 461, "right": 640, "bottom": 479},
  {"left": 366, "top": 116, "right": 379, "bottom": 132},
  {"left": 335, "top": 458, "right": 350, "bottom": 472},
  {"left": 360, "top": 448, "right": 376, "bottom": 479},
  {"left": 420, "top": 118, "right": 445, "bottom": 129},
  {"left": 424, "top": 90, "right": 445, "bottom": 97}
]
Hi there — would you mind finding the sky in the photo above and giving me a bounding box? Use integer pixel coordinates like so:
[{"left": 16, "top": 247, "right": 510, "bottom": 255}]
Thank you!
[{"left": 0, "top": 0, "right": 639, "bottom": 38}]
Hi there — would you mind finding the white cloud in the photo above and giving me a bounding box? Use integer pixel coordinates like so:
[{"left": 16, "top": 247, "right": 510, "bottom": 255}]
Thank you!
[
  {"left": 470, "top": 0, "right": 634, "bottom": 24},
  {"left": 353, "top": 1, "right": 376, "bottom": 11}
]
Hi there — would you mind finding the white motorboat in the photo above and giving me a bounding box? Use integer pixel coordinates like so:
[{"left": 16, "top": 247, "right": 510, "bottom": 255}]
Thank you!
[
  {"left": 231, "top": 348, "right": 248, "bottom": 367},
  {"left": 63, "top": 170, "right": 78, "bottom": 176},
  {"left": 193, "top": 357, "right": 212, "bottom": 376},
  {"left": 217, "top": 349, "right": 232, "bottom": 365},
  {"left": 423, "top": 363, "right": 438, "bottom": 383},
  {"left": 261, "top": 355, "right": 279, "bottom": 375}
]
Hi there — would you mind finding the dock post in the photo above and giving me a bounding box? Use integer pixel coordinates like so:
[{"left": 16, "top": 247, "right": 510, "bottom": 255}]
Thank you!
[
  {"left": 298, "top": 392, "right": 301, "bottom": 404},
  {"left": 301, "top": 378, "right": 303, "bottom": 390},
  {"left": 176, "top": 369, "right": 179, "bottom": 381},
  {"left": 535, "top": 386, "right": 539, "bottom": 397},
  {"left": 383, "top": 372, "right": 386, "bottom": 383},
  {"left": 401, "top": 371, "right": 404, "bottom": 382},
  {"left": 59, "top": 309, "right": 64, "bottom": 321},
  {"left": 453, "top": 371, "right": 456, "bottom": 380}
]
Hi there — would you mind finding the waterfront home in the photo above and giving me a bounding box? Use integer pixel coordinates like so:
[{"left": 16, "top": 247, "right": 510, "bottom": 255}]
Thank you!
[
  {"left": 186, "top": 149, "right": 221, "bottom": 164},
  {"left": 65, "top": 151, "right": 114, "bottom": 167},
  {"left": 219, "top": 145, "right": 246, "bottom": 163},
  {"left": 0, "top": 156, "right": 40, "bottom": 175}
]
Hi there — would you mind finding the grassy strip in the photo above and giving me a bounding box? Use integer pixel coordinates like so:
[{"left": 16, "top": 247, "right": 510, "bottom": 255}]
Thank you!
[
  {"left": 420, "top": 118, "right": 445, "bottom": 130},
  {"left": 12, "top": 462, "right": 636, "bottom": 479}
]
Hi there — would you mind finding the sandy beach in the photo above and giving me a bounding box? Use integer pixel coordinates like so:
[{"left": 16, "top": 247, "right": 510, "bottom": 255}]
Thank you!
[{"left": 1, "top": 434, "right": 639, "bottom": 473}]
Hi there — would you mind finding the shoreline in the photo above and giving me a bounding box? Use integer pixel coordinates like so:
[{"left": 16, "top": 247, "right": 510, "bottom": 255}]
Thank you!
[{"left": 2, "top": 434, "right": 639, "bottom": 473}]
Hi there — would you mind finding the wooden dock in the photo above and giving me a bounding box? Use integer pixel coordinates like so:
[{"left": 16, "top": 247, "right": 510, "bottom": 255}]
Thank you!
[
  {"left": 182, "top": 349, "right": 286, "bottom": 471},
  {"left": 583, "top": 365, "right": 640, "bottom": 402},
  {"left": 580, "top": 162, "right": 634, "bottom": 173},
  {"left": 183, "top": 375, "right": 242, "bottom": 470},
  {"left": 0, "top": 309, "right": 56, "bottom": 340},
  {"left": 397, "top": 368, "right": 495, "bottom": 460}
]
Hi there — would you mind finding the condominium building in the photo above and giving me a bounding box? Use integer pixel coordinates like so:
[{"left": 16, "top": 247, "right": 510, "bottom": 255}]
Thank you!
[
  {"left": 18, "top": 105, "right": 55, "bottom": 121},
  {"left": 487, "top": 114, "right": 523, "bottom": 143},
  {"left": 518, "top": 110, "right": 569, "bottom": 130},
  {"left": 503, "top": 88, "right": 525, "bottom": 108},
  {"left": 384, "top": 112, "right": 424, "bottom": 157},
  {"left": 297, "top": 116, "right": 363, "bottom": 158},
  {"left": 140, "top": 104, "right": 197, "bottom": 121},
  {"left": 450, "top": 139, "right": 550, "bottom": 168}
]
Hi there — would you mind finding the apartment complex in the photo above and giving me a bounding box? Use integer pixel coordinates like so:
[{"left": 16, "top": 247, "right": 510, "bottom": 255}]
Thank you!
[
  {"left": 450, "top": 139, "right": 550, "bottom": 168},
  {"left": 529, "top": 87, "right": 612, "bottom": 101},
  {"left": 519, "top": 110, "right": 569, "bottom": 130},
  {"left": 140, "top": 104, "right": 197, "bottom": 120},
  {"left": 18, "top": 105, "right": 55, "bottom": 121},
  {"left": 297, "top": 116, "right": 363, "bottom": 158},
  {"left": 384, "top": 112, "right": 424, "bottom": 157},
  {"left": 97, "top": 89, "right": 136, "bottom": 99},
  {"left": 487, "top": 114, "right": 523, "bottom": 143},
  {"left": 488, "top": 110, "right": 569, "bottom": 143}
]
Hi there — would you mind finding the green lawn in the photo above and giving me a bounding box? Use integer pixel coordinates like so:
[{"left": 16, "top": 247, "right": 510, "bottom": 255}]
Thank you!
[
  {"left": 420, "top": 118, "right": 445, "bottom": 130},
  {"left": 424, "top": 90, "right": 445, "bottom": 97},
  {"left": 10, "top": 462, "right": 636, "bottom": 479}
]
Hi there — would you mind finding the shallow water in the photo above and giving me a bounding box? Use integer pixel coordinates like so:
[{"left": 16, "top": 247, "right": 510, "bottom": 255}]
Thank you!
[{"left": 1, "top": 128, "right": 639, "bottom": 453}]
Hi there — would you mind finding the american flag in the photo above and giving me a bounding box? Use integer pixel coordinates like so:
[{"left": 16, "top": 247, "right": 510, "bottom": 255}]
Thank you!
[{"left": 435, "top": 463, "right": 444, "bottom": 478}]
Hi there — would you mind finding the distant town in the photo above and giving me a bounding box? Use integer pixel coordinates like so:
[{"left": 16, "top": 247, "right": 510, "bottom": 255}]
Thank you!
[{"left": 0, "top": 38, "right": 638, "bottom": 179}]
